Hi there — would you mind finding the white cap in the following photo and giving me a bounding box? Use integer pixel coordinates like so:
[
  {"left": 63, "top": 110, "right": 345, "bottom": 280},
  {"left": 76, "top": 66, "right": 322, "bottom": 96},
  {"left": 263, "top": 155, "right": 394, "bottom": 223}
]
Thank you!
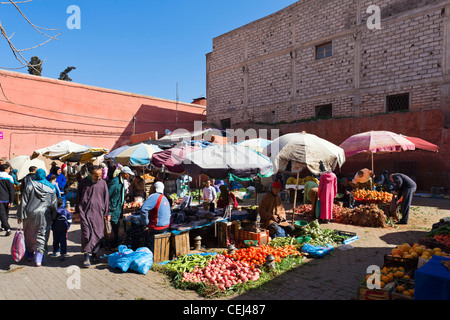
[
  {"left": 121, "top": 166, "right": 134, "bottom": 175},
  {"left": 154, "top": 181, "right": 164, "bottom": 193}
]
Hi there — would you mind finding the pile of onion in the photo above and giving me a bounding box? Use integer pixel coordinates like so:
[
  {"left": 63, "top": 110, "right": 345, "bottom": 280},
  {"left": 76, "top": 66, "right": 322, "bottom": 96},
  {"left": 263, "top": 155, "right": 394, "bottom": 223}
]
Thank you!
[{"left": 181, "top": 254, "right": 262, "bottom": 291}]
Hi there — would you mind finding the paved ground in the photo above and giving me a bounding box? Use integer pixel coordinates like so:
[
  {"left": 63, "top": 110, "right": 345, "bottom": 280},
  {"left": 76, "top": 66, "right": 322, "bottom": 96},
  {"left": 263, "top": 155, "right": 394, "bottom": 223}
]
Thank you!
[{"left": 0, "top": 197, "right": 448, "bottom": 301}]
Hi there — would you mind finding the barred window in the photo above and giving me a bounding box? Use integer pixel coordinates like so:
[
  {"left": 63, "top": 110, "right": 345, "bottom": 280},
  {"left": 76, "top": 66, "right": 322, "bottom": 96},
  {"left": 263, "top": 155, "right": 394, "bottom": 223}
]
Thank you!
[
  {"left": 315, "top": 104, "right": 333, "bottom": 119},
  {"left": 316, "top": 42, "right": 332, "bottom": 60},
  {"left": 386, "top": 93, "right": 409, "bottom": 112}
]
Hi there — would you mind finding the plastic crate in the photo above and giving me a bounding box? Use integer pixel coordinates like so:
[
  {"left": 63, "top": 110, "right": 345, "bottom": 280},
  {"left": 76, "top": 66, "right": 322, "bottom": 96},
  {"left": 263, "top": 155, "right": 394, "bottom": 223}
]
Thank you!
[
  {"left": 358, "top": 282, "right": 396, "bottom": 300},
  {"left": 335, "top": 230, "right": 359, "bottom": 244},
  {"left": 391, "top": 279, "right": 415, "bottom": 300},
  {"left": 238, "top": 229, "right": 269, "bottom": 246},
  {"left": 383, "top": 254, "right": 419, "bottom": 276}
]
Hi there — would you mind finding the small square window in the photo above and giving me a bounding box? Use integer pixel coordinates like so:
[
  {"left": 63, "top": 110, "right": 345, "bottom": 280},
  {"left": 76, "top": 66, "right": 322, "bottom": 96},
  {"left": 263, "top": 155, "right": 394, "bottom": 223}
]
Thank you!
[
  {"left": 315, "top": 104, "right": 333, "bottom": 118},
  {"left": 220, "top": 118, "right": 231, "bottom": 130},
  {"left": 386, "top": 93, "right": 409, "bottom": 112},
  {"left": 316, "top": 42, "right": 332, "bottom": 60}
]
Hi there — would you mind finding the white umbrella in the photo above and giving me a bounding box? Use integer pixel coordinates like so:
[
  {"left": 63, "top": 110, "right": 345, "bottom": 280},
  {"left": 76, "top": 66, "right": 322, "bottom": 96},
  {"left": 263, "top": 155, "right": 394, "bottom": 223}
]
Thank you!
[
  {"left": 8, "top": 155, "right": 47, "bottom": 180},
  {"left": 265, "top": 132, "right": 345, "bottom": 175},
  {"left": 264, "top": 132, "right": 346, "bottom": 217}
]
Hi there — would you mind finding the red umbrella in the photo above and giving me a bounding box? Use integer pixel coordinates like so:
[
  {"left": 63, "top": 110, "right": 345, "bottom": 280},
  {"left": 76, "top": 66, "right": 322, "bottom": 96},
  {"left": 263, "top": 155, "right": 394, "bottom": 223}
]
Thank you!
[{"left": 402, "top": 136, "right": 439, "bottom": 153}]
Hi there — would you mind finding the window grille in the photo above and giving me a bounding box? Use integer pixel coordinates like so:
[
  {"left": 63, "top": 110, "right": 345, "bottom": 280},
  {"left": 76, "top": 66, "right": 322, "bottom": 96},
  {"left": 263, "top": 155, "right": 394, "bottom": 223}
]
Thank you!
[
  {"left": 315, "top": 104, "right": 333, "bottom": 119},
  {"left": 386, "top": 93, "right": 409, "bottom": 112}
]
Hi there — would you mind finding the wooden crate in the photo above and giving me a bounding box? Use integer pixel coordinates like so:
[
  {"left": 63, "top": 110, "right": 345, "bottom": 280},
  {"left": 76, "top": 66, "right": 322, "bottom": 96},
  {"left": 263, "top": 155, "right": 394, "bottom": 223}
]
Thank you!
[
  {"left": 146, "top": 232, "right": 171, "bottom": 263},
  {"left": 238, "top": 229, "right": 269, "bottom": 246},
  {"left": 171, "top": 231, "right": 190, "bottom": 259},
  {"left": 217, "top": 221, "right": 240, "bottom": 248},
  {"left": 358, "top": 282, "right": 396, "bottom": 300}
]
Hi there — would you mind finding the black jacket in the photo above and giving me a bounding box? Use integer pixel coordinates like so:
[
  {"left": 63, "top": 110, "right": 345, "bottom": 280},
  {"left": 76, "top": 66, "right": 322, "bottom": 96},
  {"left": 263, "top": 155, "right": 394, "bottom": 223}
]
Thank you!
[{"left": 0, "top": 173, "right": 15, "bottom": 203}]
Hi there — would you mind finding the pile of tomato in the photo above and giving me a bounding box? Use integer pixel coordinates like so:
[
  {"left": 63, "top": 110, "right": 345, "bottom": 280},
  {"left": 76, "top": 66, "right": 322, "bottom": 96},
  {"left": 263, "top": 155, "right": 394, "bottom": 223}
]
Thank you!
[
  {"left": 223, "top": 245, "right": 302, "bottom": 267},
  {"left": 433, "top": 234, "right": 450, "bottom": 248}
]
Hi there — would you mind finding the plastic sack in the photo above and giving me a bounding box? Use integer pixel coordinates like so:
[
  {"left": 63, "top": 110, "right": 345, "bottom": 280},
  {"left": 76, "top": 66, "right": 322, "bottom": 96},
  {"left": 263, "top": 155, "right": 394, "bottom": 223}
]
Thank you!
[
  {"left": 11, "top": 228, "right": 25, "bottom": 262},
  {"left": 315, "top": 200, "right": 321, "bottom": 219},
  {"left": 301, "top": 243, "right": 334, "bottom": 258},
  {"left": 129, "top": 247, "right": 153, "bottom": 275},
  {"left": 108, "top": 245, "right": 135, "bottom": 272}
]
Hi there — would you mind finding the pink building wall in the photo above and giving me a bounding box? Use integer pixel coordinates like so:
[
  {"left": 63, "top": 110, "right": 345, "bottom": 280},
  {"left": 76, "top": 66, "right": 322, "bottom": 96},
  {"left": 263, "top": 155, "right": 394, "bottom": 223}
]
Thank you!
[{"left": 0, "top": 70, "right": 206, "bottom": 159}]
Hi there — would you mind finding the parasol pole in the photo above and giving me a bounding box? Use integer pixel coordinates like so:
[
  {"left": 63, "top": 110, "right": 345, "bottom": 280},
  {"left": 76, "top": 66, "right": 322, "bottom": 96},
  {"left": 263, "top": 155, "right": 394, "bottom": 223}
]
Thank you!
[
  {"left": 292, "top": 171, "right": 299, "bottom": 224},
  {"left": 371, "top": 152, "right": 374, "bottom": 190},
  {"left": 143, "top": 166, "right": 147, "bottom": 200}
]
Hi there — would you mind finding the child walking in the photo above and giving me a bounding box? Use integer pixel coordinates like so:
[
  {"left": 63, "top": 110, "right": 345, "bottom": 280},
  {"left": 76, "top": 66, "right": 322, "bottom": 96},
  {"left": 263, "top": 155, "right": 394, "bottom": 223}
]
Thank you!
[{"left": 52, "top": 197, "right": 72, "bottom": 261}]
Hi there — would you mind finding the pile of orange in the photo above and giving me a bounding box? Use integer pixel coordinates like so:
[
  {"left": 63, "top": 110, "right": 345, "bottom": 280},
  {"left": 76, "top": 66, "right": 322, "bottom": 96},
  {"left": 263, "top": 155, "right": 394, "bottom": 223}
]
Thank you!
[
  {"left": 352, "top": 189, "right": 393, "bottom": 203},
  {"left": 395, "top": 279, "right": 415, "bottom": 297},
  {"left": 389, "top": 243, "right": 448, "bottom": 260},
  {"left": 377, "top": 266, "right": 408, "bottom": 288}
]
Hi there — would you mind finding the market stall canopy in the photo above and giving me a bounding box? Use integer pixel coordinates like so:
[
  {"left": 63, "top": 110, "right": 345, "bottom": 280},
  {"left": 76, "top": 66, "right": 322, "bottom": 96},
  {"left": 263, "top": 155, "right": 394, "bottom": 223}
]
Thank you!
[
  {"left": 151, "top": 145, "right": 201, "bottom": 174},
  {"left": 31, "top": 140, "right": 108, "bottom": 163},
  {"left": 7, "top": 155, "right": 48, "bottom": 180},
  {"left": 339, "top": 130, "right": 416, "bottom": 177},
  {"left": 114, "top": 143, "right": 162, "bottom": 166},
  {"left": 264, "top": 132, "right": 345, "bottom": 175},
  {"left": 339, "top": 131, "right": 416, "bottom": 157},
  {"left": 235, "top": 138, "right": 272, "bottom": 154},
  {"left": 182, "top": 144, "right": 273, "bottom": 180},
  {"left": 401, "top": 135, "right": 439, "bottom": 153},
  {"left": 104, "top": 145, "right": 130, "bottom": 161}
]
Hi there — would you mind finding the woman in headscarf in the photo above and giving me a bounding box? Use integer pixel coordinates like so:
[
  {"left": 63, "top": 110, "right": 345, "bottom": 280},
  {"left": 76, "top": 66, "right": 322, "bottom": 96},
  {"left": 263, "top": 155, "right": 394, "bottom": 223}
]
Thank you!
[
  {"left": 216, "top": 185, "right": 238, "bottom": 209},
  {"left": 18, "top": 169, "right": 57, "bottom": 266},
  {"left": 317, "top": 161, "right": 337, "bottom": 223}
]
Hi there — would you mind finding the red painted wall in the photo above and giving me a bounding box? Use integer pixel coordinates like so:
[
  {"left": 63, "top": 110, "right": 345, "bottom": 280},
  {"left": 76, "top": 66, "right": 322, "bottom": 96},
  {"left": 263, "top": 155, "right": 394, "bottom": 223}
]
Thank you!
[{"left": 0, "top": 70, "right": 206, "bottom": 159}]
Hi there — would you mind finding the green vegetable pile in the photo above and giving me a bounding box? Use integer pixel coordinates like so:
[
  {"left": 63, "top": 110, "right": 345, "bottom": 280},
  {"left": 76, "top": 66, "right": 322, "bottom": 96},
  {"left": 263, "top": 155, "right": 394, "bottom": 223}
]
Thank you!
[
  {"left": 268, "top": 237, "right": 301, "bottom": 248},
  {"left": 426, "top": 220, "right": 450, "bottom": 238},
  {"left": 296, "top": 220, "right": 352, "bottom": 246},
  {"left": 165, "top": 254, "right": 216, "bottom": 275}
]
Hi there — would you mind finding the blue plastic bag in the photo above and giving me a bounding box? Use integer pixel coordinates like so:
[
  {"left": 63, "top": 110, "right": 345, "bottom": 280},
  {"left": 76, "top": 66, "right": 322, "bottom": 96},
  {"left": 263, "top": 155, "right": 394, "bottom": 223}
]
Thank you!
[
  {"left": 301, "top": 243, "right": 334, "bottom": 258},
  {"left": 108, "top": 245, "right": 135, "bottom": 272},
  {"left": 129, "top": 247, "right": 154, "bottom": 275}
]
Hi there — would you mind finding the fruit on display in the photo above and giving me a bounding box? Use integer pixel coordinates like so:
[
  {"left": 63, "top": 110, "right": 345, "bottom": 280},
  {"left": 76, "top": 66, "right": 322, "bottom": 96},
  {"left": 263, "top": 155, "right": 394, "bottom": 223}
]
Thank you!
[
  {"left": 141, "top": 173, "right": 155, "bottom": 181},
  {"left": 286, "top": 176, "right": 319, "bottom": 185},
  {"left": 388, "top": 243, "right": 450, "bottom": 260},
  {"left": 352, "top": 189, "right": 393, "bottom": 203},
  {"left": 394, "top": 278, "right": 415, "bottom": 297}
]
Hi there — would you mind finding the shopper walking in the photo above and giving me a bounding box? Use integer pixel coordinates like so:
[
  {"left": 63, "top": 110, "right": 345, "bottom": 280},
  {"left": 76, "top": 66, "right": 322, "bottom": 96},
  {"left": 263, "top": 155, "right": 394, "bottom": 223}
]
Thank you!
[
  {"left": 18, "top": 168, "right": 58, "bottom": 266},
  {"left": 76, "top": 165, "right": 110, "bottom": 267},
  {"left": 0, "top": 163, "right": 14, "bottom": 236}
]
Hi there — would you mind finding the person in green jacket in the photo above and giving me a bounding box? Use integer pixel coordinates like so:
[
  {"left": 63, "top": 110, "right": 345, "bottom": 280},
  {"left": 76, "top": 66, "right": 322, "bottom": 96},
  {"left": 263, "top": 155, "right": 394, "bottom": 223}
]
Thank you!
[{"left": 108, "top": 166, "right": 134, "bottom": 248}]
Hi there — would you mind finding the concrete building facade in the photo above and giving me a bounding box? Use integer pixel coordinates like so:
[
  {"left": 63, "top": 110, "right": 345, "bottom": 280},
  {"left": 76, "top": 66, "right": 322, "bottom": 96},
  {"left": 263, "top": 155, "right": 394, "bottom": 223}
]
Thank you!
[
  {"left": 0, "top": 69, "right": 206, "bottom": 159},
  {"left": 206, "top": 0, "right": 450, "bottom": 191}
]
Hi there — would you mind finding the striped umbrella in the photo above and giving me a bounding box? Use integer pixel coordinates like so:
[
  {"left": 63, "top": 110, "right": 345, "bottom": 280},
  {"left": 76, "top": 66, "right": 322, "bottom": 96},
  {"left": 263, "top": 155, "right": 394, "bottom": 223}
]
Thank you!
[{"left": 114, "top": 143, "right": 162, "bottom": 166}]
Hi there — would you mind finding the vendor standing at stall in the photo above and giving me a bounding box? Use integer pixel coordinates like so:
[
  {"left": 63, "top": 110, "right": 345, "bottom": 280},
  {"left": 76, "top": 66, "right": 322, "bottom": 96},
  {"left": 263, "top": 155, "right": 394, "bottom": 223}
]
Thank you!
[
  {"left": 351, "top": 168, "right": 374, "bottom": 190},
  {"left": 389, "top": 173, "right": 417, "bottom": 225},
  {"left": 317, "top": 161, "right": 337, "bottom": 223},
  {"left": 202, "top": 179, "right": 217, "bottom": 211},
  {"left": 258, "top": 182, "right": 294, "bottom": 238}
]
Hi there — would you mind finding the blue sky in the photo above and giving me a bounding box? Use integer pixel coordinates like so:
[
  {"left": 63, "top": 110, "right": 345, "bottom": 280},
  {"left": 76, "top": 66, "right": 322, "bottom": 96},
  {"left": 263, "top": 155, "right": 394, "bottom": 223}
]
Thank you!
[{"left": 0, "top": 0, "right": 298, "bottom": 103}]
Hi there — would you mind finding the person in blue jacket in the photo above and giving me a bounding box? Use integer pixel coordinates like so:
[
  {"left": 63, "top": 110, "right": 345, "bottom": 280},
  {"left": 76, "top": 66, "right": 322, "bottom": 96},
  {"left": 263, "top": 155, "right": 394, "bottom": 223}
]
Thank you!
[
  {"left": 139, "top": 181, "right": 171, "bottom": 233},
  {"left": 52, "top": 197, "right": 72, "bottom": 261}
]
